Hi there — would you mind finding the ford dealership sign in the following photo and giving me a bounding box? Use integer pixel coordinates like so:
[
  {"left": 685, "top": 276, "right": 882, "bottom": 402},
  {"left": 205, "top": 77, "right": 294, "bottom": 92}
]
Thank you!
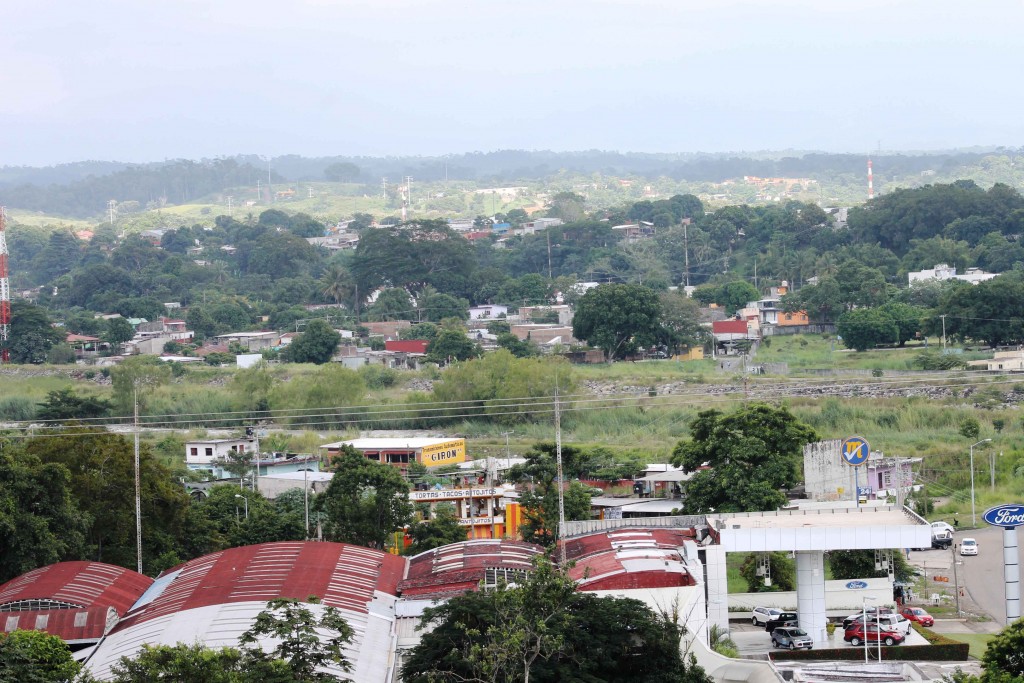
[
  {"left": 983, "top": 504, "right": 1024, "bottom": 528},
  {"left": 845, "top": 580, "right": 868, "bottom": 589}
]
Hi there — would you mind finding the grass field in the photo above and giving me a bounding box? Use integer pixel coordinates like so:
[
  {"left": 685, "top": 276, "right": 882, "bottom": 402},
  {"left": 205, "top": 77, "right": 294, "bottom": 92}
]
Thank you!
[{"left": 945, "top": 632, "right": 995, "bottom": 659}]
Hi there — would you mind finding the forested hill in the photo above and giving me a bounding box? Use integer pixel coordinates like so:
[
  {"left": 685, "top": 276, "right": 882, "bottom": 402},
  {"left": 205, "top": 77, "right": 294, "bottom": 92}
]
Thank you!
[
  {"left": 263, "top": 149, "right": 1014, "bottom": 184},
  {"left": 2, "top": 148, "right": 1022, "bottom": 219},
  {"left": 0, "top": 159, "right": 279, "bottom": 218}
]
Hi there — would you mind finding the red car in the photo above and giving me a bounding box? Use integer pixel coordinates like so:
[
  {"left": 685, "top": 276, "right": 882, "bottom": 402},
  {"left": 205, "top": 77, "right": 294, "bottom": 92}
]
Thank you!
[
  {"left": 843, "top": 623, "right": 906, "bottom": 647},
  {"left": 900, "top": 607, "right": 934, "bottom": 627}
]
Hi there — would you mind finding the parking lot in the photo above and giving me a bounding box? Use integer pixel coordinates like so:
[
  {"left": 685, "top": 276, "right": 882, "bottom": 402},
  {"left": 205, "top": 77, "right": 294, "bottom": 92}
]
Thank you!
[{"left": 729, "top": 619, "right": 930, "bottom": 656}]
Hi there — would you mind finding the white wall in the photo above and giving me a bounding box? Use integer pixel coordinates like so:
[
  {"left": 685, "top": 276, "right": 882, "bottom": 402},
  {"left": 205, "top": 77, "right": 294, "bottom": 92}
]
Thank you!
[{"left": 728, "top": 577, "right": 893, "bottom": 613}]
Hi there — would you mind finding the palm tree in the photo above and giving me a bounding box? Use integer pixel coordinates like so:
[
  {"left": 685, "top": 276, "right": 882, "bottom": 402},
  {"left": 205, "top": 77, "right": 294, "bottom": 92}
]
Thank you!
[{"left": 320, "top": 264, "right": 354, "bottom": 307}]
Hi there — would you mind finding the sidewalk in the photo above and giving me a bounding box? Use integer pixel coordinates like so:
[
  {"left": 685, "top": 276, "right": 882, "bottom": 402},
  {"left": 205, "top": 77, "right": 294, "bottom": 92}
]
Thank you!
[{"left": 929, "top": 619, "right": 1003, "bottom": 635}]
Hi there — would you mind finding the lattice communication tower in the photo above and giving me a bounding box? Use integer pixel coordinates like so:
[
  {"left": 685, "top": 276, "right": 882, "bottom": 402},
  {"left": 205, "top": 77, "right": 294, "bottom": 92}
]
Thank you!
[{"left": 0, "top": 207, "right": 10, "bottom": 362}]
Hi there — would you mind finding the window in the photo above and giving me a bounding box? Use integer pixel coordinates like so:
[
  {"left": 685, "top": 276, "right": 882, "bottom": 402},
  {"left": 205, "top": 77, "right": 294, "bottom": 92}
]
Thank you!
[
  {"left": 205, "top": 448, "right": 213, "bottom": 456},
  {"left": 0, "top": 599, "right": 83, "bottom": 612},
  {"left": 483, "top": 567, "right": 527, "bottom": 591},
  {"left": 190, "top": 447, "right": 198, "bottom": 456},
  {"left": 239, "top": 444, "right": 245, "bottom": 453}
]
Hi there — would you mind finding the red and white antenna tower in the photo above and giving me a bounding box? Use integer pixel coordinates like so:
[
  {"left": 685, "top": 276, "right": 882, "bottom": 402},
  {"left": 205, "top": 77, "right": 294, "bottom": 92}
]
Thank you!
[
  {"left": 867, "top": 158, "right": 874, "bottom": 200},
  {"left": 0, "top": 207, "right": 10, "bottom": 363}
]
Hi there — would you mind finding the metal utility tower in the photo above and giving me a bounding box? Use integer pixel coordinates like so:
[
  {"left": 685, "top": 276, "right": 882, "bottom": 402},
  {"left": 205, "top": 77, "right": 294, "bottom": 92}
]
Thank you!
[
  {"left": 0, "top": 207, "right": 9, "bottom": 363},
  {"left": 867, "top": 159, "right": 874, "bottom": 200}
]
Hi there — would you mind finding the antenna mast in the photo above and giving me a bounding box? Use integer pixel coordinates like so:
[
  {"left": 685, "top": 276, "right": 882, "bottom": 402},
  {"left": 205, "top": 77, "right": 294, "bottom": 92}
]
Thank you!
[
  {"left": 0, "top": 207, "right": 10, "bottom": 363},
  {"left": 867, "top": 158, "right": 874, "bottom": 200}
]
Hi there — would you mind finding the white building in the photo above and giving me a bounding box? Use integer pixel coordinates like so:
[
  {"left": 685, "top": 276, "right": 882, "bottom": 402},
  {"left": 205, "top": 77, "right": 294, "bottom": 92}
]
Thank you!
[
  {"left": 908, "top": 263, "right": 997, "bottom": 285},
  {"left": 186, "top": 438, "right": 255, "bottom": 467}
]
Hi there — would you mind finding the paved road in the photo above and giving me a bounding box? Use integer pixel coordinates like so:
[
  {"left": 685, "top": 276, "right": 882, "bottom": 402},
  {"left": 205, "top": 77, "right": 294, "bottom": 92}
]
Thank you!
[{"left": 958, "top": 526, "right": 1017, "bottom": 626}]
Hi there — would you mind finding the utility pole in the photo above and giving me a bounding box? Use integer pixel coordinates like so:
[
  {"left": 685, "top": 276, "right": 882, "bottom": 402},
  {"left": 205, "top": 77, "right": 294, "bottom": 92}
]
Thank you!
[
  {"left": 555, "top": 380, "right": 566, "bottom": 565},
  {"left": 992, "top": 451, "right": 1000, "bottom": 490},
  {"left": 952, "top": 542, "right": 961, "bottom": 617},
  {"left": 257, "top": 178, "right": 261, "bottom": 202},
  {"left": 0, "top": 207, "right": 10, "bottom": 364},
  {"left": 941, "top": 314, "right": 947, "bottom": 351},
  {"left": 382, "top": 177, "right": 388, "bottom": 199},
  {"left": 683, "top": 222, "right": 690, "bottom": 287},
  {"left": 227, "top": 195, "right": 234, "bottom": 216},
  {"left": 134, "top": 388, "right": 142, "bottom": 574},
  {"left": 547, "top": 230, "right": 553, "bottom": 280},
  {"left": 108, "top": 200, "right": 117, "bottom": 225}
]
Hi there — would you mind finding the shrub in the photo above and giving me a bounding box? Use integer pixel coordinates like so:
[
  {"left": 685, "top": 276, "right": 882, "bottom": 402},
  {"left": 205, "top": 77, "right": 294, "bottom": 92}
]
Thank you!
[
  {"left": 359, "top": 365, "right": 399, "bottom": 389},
  {"left": 0, "top": 396, "right": 36, "bottom": 421}
]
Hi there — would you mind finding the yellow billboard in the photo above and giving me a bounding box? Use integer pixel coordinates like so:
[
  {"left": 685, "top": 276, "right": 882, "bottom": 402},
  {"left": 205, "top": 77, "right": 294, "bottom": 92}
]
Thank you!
[{"left": 419, "top": 439, "right": 466, "bottom": 467}]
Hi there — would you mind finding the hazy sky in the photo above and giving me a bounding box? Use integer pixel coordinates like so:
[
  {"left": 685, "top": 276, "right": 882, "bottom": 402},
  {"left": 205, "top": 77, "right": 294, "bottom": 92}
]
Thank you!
[{"left": 2, "top": 0, "right": 1022, "bottom": 165}]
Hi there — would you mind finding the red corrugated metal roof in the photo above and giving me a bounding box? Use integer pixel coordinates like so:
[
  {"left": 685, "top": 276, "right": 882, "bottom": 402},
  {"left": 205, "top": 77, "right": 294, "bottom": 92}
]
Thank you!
[
  {"left": 384, "top": 339, "right": 429, "bottom": 354},
  {"left": 399, "top": 540, "right": 543, "bottom": 598},
  {"left": 713, "top": 320, "right": 749, "bottom": 334},
  {"left": 122, "top": 543, "right": 406, "bottom": 629},
  {"left": 0, "top": 605, "right": 116, "bottom": 643},
  {"left": 0, "top": 562, "right": 152, "bottom": 616}
]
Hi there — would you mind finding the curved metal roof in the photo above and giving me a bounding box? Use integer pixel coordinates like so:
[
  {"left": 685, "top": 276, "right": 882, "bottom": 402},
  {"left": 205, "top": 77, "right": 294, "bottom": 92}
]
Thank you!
[
  {"left": 0, "top": 561, "right": 152, "bottom": 616},
  {"left": 399, "top": 539, "right": 543, "bottom": 599},
  {"left": 118, "top": 542, "right": 406, "bottom": 629}
]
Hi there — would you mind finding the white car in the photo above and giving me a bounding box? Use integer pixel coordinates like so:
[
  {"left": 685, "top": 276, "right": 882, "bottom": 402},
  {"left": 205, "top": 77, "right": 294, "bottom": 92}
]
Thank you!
[
  {"left": 931, "top": 521, "right": 955, "bottom": 536},
  {"left": 751, "top": 607, "right": 783, "bottom": 626},
  {"left": 960, "top": 538, "right": 979, "bottom": 556}
]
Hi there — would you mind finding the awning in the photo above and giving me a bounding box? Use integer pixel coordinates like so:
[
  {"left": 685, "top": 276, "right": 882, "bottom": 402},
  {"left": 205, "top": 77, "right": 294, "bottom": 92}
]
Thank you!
[{"left": 638, "top": 470, "right": 692, "bottom": 483}]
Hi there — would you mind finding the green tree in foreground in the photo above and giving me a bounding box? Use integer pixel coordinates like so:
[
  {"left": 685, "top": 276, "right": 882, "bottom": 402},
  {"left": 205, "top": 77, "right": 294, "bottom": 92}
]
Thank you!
[
  {"left": 239, "top": 597, "right": 355, "bottom": 682},
  {"left": 404, "top": 503, "right": 467, "bottom": 555},
  {"left": 507, "top": 443, "right": 597, "bottom": 546},
  {"left": 426, "top": 326, "right": 481, "bottom": 366},
  {"left": 2, "top": 301, "right": 64, "bottom": 364},
  {"left": 0, "top": 450, "right": 87, "bottom": 583},
  {"left": 110, "top": 643, "right": 251, "bottom": 683},
  {"left": 402, "top": 556, "right": 713, "bottom": 683},
  {"left": 0, "top": 629, "right": 82, "bottom": 683},
  {"left": 672, "top": 403, "right": 818, "bottom": 513},
  {"left": 317, "top": 447, "right": 412, "bottom": 550}
]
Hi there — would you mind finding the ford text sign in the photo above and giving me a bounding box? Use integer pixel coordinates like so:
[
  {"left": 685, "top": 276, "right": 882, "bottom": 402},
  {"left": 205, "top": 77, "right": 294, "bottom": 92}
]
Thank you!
[
  {"left": 845, "top": 580, "right": 868, "bottom": 590},
  {"left": 983, "top": 504, "right": 1024, "bottom": 528}
]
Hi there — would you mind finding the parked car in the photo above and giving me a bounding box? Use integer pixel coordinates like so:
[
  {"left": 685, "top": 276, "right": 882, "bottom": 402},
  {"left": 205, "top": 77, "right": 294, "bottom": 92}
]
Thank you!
[
  {"left": 764, "top": 611, "right": 799, "bottom": 632},
  {"left": 771, "top": 626, "right": 813, "bottom": 650},
  {"left": 751, "top": 607, "right": 783, "bottom": 627},
  {"left": 841, "top": 608, "right": 894, "bottom": 629},
  {"left": 960, "top": 538, "right": 979, "bottom": 556},
  {"left": 843, "top": 613, "right": 911, "bottom": 635},
  {"left": 930, "top": 521, "right": 955, "bottom": 549},
  {"left": 844, "top": 623, "right": 906, "bottom": 647},
  {"left": 900, "top": 607, "right": 934, "bottom": 627}
]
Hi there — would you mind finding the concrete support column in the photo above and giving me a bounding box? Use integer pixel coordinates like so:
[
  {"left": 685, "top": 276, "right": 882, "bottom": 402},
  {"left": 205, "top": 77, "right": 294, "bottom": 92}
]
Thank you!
[
  {"left": 1005, "top": 528, "right": 1020, "bottom": 624},
  {"left": 703, "top": 544, "right": 730, "bottom": 636},
  {"left": 796, "top": 550, "right": 827, "bottom": 644}
]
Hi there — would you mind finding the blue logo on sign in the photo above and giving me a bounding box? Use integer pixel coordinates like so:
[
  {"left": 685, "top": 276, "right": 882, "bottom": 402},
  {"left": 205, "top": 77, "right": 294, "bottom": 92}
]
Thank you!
[
  {"left": 983, "top": 504, "right": 1024, "bottom": 528},
  {"left": 841, "top": 436, "right": 870, "bottom": 466},
  {"left": 845, "top": 580, "right": 868, "bottom": 590}
]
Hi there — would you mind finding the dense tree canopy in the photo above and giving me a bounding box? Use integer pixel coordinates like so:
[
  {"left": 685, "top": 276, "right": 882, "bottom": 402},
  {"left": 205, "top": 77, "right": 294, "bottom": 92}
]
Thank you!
[
  {"left": 572, "top": 283, "right": 662, "bottom": 359},
  {"left": 318, "top": 448, "right": 412, "bottom": 550},
  {"left": 402, "top": 556, "right": 713, "bottom": 683},
  {"left": 672, "top": 404, "right": 818, "bottom": 513}
]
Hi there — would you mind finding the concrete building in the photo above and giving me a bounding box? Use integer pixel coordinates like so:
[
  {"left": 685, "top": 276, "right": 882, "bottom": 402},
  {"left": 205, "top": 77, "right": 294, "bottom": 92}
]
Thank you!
[
  {"left": 321, "top": 437, "right": 467, "bottom": 472},
  {"left": 519, "top": 217, "right": 562, "bottom": 235},
  {"left": 519, "top": 305, "right": 573, "bottom": 326},
  {"left": 213, "top": 331, "right": 279, "bottom": 351},
  {"left": 803, "top": 439, "right": 916, "bottom": 503},
  {"left": 968, "top": 349, "right": 1024, "bottom": 372},
  {"left": 908, "top": 263, "right": 997, "bottom": 285},
  {"left": 257, "top": 470, "right": 334, "bottom": 499},
  {"left": 186, "top": 438, "right": 255, "bottom": 468},
  {"left": 409, "top": 484, "right": 518, "bottom": 540},
  {"left": 468, "top": 304, "right": 509, "bottom": 320}
]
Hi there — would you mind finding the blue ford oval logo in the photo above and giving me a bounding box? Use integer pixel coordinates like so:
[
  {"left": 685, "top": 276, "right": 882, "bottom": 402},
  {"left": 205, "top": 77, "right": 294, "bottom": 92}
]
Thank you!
[
  {"left": 845, "top": 580, "right": 868, "bottom": 589},
  {"left": 983, "top": 504, "right": 1024, "bottom": 528}
]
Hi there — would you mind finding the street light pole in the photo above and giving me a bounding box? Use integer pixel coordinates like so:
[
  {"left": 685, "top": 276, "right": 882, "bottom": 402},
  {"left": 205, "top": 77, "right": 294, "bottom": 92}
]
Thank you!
[
  {"left": 970, "top": 439, "right": 991, "bottom": 527},
  {"left": 235, "top": 494, "right": 248, "bottom": 519},
  {"left": 863, "top": 596, "right": 876, "bottom": 663}
]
